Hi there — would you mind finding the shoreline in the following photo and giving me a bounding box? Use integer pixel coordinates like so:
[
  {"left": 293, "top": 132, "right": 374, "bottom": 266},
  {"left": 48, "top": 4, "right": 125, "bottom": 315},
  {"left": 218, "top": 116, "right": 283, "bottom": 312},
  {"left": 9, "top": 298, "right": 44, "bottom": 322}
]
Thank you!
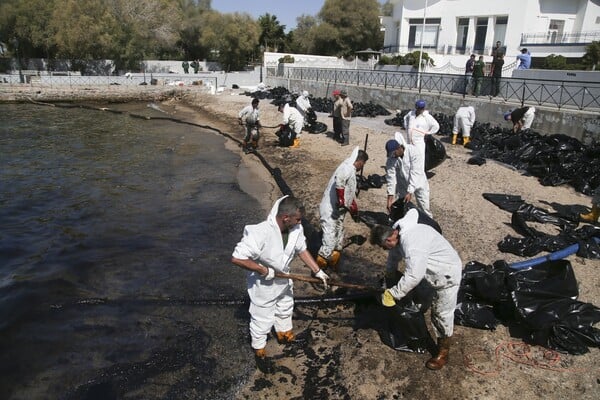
[{"left": 3, "top": 86, "right": 599, "bottom": 400}]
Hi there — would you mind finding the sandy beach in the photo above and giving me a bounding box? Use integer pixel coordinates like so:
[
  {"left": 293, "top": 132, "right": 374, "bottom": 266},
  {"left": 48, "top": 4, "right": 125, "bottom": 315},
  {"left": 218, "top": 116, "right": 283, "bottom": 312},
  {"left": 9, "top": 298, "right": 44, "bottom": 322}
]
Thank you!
[{"left": 2, "top": 85, "right": 599, "bottom": 399}]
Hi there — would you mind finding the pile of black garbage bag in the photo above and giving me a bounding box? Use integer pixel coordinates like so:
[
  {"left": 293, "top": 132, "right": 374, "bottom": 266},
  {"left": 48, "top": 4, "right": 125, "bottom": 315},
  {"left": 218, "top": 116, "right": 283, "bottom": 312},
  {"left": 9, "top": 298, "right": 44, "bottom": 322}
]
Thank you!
[
  {"left": 384, "top": 109, "right": 600, "bottom": 196},
  {"left": 456, "top": 259, "right": 600, "bottom": 355},
  {"left": 467, "top": 124, "right": 600, "bottom": 196},
  {"left": 483, "top": 193, "right": 600, "bottom": 259},
  {"left": 383, "top": 258, "right": 600, "bottom": 355},
  {"left": 243, "top": 86, "right": 391, "bottom": 118}
]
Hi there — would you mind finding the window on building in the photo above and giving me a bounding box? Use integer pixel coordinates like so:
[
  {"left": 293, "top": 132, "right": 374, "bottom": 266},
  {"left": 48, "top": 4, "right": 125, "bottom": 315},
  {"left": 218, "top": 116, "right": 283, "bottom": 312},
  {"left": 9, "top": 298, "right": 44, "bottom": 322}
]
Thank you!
[
  {"left": 456, "top": 18, "right": 469, "bottom": 53},
  {"left": 548, "top": 19, "right": 564, "bottom": 43},
  {"left": 408, "top": 18, "right": 441, "bottom": 49},
  {"left": 493, "top": 16, "right": 508, "bottom": 46},
  {"left": 473, "top": 17, "right": 488, "bottom": 52}
]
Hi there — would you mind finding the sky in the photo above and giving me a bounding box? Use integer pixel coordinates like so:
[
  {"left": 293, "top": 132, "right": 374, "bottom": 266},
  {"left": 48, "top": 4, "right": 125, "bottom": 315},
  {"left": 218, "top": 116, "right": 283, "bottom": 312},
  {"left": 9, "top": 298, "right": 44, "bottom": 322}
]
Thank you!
[{"left": 211, "top": 0, "right": 386, "bottom": 32}]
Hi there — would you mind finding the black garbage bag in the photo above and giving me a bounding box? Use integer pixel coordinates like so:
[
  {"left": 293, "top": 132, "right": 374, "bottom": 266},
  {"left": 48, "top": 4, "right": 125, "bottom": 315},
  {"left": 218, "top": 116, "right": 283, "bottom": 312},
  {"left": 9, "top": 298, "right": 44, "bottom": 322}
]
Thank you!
[
  {"left": 482, "top": 193, "right": 525, "bottom": 213},
  {"left": 424, "top": 135, "right": 447, "bottom": 171},
  {"left": 467, "top": 156, "right": 486, "bottom": 166},
  {"left": 356, "top": 174, "right": 371, "bottom": 191},
  {"left": 382, "top": 299, "right": 433, "bottom": 353},
  {"left": 485, "top": 194, "right": 600, "bottom": 259},
  {"left": 276, "top": 125, "right": 296, "bottom": 147},
  {"left": 367, "top": 174, "right": 385, "bottom": 188},
  {"left": 508, "top": 260, "right": 600, "bottom": 354},
  {"left": 497, "top": 235, "right": 543, "bottom": 257},
  {"left": 454, "top": 299, "right": 499, "bottom": 330},
  {"left": 456, "top": 259, "right": 600, "bottom": 354},
  {"left": 389, "top": 200, "right": 442, "bottom": 233},
  {"left": 455, "top": 261, "right": 513, "bottom": 327},
  {"left": 357, "top": 210, "right": 390, "bottom": 227},
  {"left": 576, "top": 238, "right": 600, "bottom": 259}
]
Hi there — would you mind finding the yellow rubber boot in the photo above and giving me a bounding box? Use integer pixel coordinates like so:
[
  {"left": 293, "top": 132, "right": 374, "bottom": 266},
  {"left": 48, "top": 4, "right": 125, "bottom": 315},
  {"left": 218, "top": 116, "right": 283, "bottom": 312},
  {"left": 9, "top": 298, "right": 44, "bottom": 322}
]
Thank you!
[
  {"left": 580, "top": 205, "right": 599, "bottom": 223},
  {"left": 463, "top": 137, "right": 471, "bottom": 146},
  {"left": 451, "top": 134, "right": 458, "bottom": 145},
  {"left": 255, "top": 348, "right": 267, "bottom": 358},
  {"left": 276, "top": 330, "right": 295, "bottom": 344},
  {"left": 291, "top": 138, "right": 300, "bottom": 148}
]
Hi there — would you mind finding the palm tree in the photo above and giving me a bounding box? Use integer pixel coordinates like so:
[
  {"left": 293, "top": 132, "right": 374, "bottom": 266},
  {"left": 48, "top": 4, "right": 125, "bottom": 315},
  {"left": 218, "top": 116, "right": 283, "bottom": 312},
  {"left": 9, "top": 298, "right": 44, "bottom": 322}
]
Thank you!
[{"left": 258, "top": 13, "right": 286, "bottom": 52}]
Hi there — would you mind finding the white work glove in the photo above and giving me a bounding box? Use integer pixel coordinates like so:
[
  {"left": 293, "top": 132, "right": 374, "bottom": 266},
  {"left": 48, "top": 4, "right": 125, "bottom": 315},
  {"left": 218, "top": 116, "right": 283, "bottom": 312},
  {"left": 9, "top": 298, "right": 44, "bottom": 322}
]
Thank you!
[
  {"left": 314, "top": 269, "right": 329, "bottom": 289},
  {"left": 264, "top": 267, "right": 275, "bottom": 280}
]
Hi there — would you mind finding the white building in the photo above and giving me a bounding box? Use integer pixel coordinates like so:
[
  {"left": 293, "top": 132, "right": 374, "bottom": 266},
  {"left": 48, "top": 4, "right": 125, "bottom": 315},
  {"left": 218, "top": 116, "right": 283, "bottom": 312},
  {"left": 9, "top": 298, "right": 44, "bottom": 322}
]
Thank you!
[{"left": 380, "top": 0, "right": 600, "bottom": 69}]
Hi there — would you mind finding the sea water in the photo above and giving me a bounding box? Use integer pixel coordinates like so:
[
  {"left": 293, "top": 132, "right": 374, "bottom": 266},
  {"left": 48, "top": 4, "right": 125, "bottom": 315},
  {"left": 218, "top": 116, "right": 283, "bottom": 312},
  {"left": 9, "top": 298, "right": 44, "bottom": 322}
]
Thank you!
[{"left": 0, "top": 103, "right": 262, "bottom": 399}]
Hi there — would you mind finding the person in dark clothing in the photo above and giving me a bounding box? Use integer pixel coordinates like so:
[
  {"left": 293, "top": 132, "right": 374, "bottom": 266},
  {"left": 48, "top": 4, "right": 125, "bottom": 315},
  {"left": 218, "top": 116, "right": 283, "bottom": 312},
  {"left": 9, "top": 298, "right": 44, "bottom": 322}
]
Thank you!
[
  {"left": 472, "top": 56, "right": 485, "bottom": 96},
  {"left": 463, "top": 54, "right": 475, "bottom": 94},
  {"left": 504, "top": 106, "right": 536, "bottom": 133},
  {"left": 490, "top": 54, "right": 504, "bottom": 97},
  {"left": 491, "top": 41, "right": 506, "bottom": 61}
]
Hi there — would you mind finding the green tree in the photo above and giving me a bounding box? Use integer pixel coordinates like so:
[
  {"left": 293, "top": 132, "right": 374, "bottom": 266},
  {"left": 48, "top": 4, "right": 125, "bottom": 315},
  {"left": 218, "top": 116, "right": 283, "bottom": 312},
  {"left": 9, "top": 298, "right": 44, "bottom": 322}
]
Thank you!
[
  {"left": 381, "top": 0, "right": 394, "bottom": 16},
  {"left": 289, "top": 14, "right": 318, "bottom": 54},
  {"left": 200, "top": 11, "right": 259, "bottom": 71},
  {"left": 542, "top": 54, "right": 567, "bottom": 70},
  {"left": 177, "top": 0, "right": 212, "bottom": 60},
  {"left": 258, "top": 13, "right": 286, "bottom": 52},
  {"left": 317, "top": 0, "right": 383, "bottom": 56},
  {"left": 50, "top": 0, "right": 119, "bottom": 60},
  {"left": 0, "top": 0, "right": 57, "bottom": 59},
  {"left": 583, "top": 41, "right": 600, "bottom": 70}
]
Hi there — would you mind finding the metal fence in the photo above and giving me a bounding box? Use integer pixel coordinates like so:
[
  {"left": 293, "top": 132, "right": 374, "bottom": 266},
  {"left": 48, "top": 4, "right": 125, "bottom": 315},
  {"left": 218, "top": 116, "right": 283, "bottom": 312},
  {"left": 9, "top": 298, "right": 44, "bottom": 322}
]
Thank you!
[
  {"left": 0, "top": 73, "right": 217, "bottom": 88},
  {"left": 268, "top": 66, "right": 600, "bottom": 111}
]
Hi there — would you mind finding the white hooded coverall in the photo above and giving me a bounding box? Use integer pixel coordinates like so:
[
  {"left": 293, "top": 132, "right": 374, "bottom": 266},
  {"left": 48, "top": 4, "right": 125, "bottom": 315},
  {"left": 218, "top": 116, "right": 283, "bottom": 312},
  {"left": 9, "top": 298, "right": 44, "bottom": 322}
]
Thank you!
[
  {"left": 239, "top": 104, "right": 260, "bottom": 141},
  {"left": 282, "top": 103, "right": 304, "bottom": 138},
  {"left": 387, "top": 209, "right": 462, "bottom": 338},
  {"left": 232, "top": 196, "right": 307, "bottom": 350},
  {"left": 452, "top": 106, "right": 475, "bottom": 138},
  {"left": 318, "top": 146, "right": 359, "bottom": 259},
  {"left": 522, "top": 106, "right": 536, "bottom": 129},
  {"left": 295, "top": 91, "right": 311, "bottom": 120},
  {"left": 403, "top": 110, "right": 440, "bottom": 160},
  {"left": 386, "top": 132, "right": 432, "bottom": 217}
]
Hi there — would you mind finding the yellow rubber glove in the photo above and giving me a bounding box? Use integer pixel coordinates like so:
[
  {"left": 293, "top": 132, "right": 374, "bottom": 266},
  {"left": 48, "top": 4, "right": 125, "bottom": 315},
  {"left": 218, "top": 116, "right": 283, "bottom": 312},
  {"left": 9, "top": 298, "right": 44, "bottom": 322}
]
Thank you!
[{"left": 381, "top": 289, "right": 396, "bottom": 307}]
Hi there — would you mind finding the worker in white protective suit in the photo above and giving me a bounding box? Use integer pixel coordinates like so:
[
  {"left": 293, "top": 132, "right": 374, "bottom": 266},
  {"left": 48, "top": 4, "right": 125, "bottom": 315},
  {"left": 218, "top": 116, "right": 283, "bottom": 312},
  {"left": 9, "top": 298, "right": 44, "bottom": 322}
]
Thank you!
[
  {"left": 317, "top": 146, "right": 369, "bottom": 270},
  {"left": 231, "top": 195, "right": 329, "bottom": 371},
  {"left": 452, "top": 105, "right": 476, "bottom": 146},
  {"left": 278, "top": 102, "right": 304, "bottom": 148},
  {"left": 403, "top": 99, "right": 440, "bottom": 163},
  {"left": 238, "top": 98, "right": 261, "bottom": 153},
  {"left": 370, "top": 208, "right": 462, "bottom": 370},
  {"left": 385, "top": 132, "right": 432, "bottom": 218},
  {"left": 295, "top": 90, "right": 312, "bottom": 123}
]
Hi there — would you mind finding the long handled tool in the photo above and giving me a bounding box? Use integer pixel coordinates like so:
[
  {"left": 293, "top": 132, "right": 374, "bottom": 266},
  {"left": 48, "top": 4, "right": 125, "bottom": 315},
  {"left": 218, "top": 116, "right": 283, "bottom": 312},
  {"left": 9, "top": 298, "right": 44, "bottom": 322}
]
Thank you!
[{"left": 275, "top": 272, "right": 381, "bottom": 292}]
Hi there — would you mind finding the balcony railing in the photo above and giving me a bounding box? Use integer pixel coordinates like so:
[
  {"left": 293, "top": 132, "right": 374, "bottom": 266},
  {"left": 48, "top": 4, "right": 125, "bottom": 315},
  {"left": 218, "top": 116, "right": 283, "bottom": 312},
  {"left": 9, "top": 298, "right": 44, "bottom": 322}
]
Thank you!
[{"left": 521, "top": 30, "right": 600, "bottom": 45}]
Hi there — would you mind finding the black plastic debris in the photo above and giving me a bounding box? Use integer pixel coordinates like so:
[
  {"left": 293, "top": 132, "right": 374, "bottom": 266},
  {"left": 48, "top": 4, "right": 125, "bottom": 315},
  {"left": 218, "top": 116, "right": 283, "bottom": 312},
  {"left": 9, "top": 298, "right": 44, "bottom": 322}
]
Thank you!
[
  {"left": 383, "top": 300, "right": 432, "bottom": 353},
  {"left": 483, "top": 193, "right": 600, "bottom": 259},
  {"left": 424, "top": 135, "right": 447, "bottom": 171},
  {"left": 389, "top": 200, "right": 442, "bottom": 234},
  {"left": 467, "top": 156, "right": 486, "bottom": 166},
  {"left": 455, "top": 259, "right": 600, "bottom": 354},
  {"left": 468, "top": 126, "right": 600, "bottom": 196},
  {"left": 246, "top": 86, "right": 391, "bottom": 118}
]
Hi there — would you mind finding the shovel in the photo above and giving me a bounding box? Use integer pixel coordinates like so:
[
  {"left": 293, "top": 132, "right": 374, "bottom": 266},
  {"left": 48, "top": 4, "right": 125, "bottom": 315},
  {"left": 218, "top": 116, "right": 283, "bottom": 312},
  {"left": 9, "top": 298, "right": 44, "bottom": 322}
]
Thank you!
[{"left": 274, "top": 272, "right": 381, "bottom": 292}]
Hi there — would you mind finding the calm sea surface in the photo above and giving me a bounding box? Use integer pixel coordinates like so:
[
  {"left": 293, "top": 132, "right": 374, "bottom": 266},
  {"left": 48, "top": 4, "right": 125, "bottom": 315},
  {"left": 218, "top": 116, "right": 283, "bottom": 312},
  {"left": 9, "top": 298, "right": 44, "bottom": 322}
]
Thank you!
[{"left": 0, "top": 103, "right": 262, "bottom": 399}]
